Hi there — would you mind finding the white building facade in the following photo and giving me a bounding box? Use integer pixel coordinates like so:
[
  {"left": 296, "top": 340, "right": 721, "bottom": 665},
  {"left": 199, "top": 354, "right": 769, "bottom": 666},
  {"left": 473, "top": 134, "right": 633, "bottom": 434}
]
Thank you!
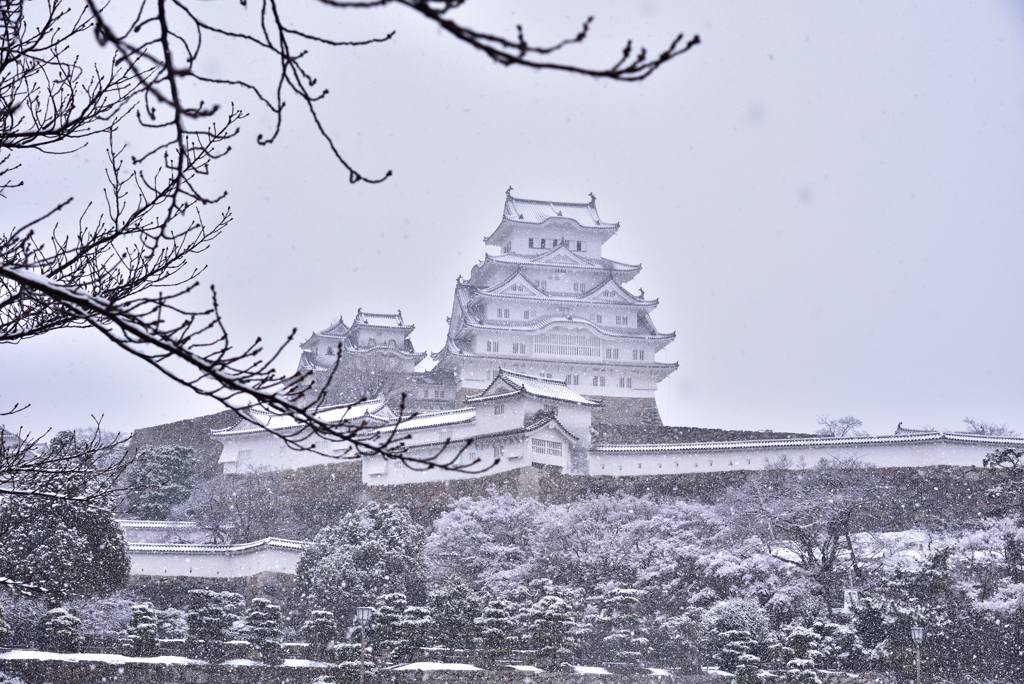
[{"left": 432, "top": 191, "right": 677, "bottom": 425}]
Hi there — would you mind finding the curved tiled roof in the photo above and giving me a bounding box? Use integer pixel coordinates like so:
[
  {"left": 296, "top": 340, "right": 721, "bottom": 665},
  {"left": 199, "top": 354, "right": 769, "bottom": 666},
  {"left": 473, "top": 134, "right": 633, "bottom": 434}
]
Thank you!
[
  {"left": 502, "top": 192, "right": 617, "bottom": 228},
  {"left": 129, "top": 537, "right": 310, "bottom": 555},
  {"left": 467, "top": 368, "right": 601, "bottom": 406},
  {"left": 591, "top": 430, "right": 1024, "bottom": 454}
]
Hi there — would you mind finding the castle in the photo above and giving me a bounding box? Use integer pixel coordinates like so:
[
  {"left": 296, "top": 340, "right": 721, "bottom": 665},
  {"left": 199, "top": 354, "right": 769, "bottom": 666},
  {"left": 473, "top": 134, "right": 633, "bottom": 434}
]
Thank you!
[{"left": 212, "top": 192, "right": 1024, "bottom": 484}]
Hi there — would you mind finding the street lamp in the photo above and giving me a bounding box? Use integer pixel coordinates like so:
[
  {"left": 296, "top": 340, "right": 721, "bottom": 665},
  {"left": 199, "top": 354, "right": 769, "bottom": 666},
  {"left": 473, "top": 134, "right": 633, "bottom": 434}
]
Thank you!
[
  {"left": 911, "top": 625, "right": 924, "bottom": 684},
  {"left": 355, "top": 607, "right": 373, "bottom": 684}
]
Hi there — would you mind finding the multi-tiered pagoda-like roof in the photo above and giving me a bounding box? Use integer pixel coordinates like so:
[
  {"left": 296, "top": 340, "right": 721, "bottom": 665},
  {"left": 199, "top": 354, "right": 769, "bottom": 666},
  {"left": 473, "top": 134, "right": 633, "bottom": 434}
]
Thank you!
[{"left": 433, "top": 190, "right": 677, "bottom": 424}]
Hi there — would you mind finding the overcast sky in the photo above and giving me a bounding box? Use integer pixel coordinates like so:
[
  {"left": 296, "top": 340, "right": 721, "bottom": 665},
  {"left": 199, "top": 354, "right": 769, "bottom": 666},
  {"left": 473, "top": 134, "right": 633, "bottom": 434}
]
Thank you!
[{"left": 5, "top": 1, "right": 1024, "bottom": 439}]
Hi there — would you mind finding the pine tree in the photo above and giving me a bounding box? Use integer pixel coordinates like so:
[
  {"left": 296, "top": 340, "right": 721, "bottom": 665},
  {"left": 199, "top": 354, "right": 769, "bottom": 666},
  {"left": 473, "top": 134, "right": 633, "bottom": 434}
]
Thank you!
[
  {"left": 36, "top": 608, "right": 84, "bottom": 653},
  {"left": 303, "top": 609, "right": 340, "bottom": 660},
  {"left": 0, "top": 603, "right": 12, "bottom": 643},
  {"left": 475, "top": 599, "right": 516, "bottom": 654},
  {"left": 186, "top": 589, "right": 243, "bottom": 660},
  {"left": 156, "top": 607, "right": 188, "bottom": 639},
  {"left": 521, "top": 595, "right": 578, "bottom": 660},
  {"left": 395, "top": 605, "right": 432, "bottom": 661},
  {"left": 428, "top": 576, "right": 484, "bottom": 651},
  {"left": 124, "top": 445, "right": 197, "bottom": 520},
  {"left": 596, "top": 588, "right": 650, "bottom": 663},
  {"left": 366, "top": 593, "right": 406, "bottom": 663},
  {"left": 245, "top": 597, "right": 284, "bottom": 665},
  {"left": 121, "top": 603, "right": 159, "bottom": 656},
  {"left": 783, "top": 625, "right": 822, "bottom": 684}
]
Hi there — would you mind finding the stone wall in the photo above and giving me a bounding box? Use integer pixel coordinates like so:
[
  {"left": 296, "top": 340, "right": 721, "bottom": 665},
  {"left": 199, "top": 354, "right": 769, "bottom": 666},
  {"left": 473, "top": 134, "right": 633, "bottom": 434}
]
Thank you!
[{"left": 128, "top": 409, "right": 239, "bottom": 479}]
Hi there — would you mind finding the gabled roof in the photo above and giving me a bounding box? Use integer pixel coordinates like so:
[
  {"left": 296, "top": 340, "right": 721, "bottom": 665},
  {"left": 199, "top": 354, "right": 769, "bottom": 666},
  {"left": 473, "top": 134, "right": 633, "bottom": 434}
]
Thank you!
[
  {"left": 403, "top": 411, "right": 582, "bottom": 451},
  {"left": 211, "top": 398, "right": 397, "bottom": 437},
  {"left": 484, "top": 191, "right": 621, "bottom": 246},
  {"left": 582, "top": 277, "right": 650, "bottom": 305},
  {"left": 482, "top": 271, "right": 547, "bottom": 298},
  {"left": 466, "top": 369, "right": 601, "bottom": 406},
  {"left": 532, "top": 244, "right": 595, "bottom": 268},
  {"left": 352, "top": 308, "right": 413, "bottom": 331},
  {"left": 502, "top": 191, "right": 617, "bottom": 228},
  {"left": 481, "top": 251, "right": 641, "bottom": 274}
]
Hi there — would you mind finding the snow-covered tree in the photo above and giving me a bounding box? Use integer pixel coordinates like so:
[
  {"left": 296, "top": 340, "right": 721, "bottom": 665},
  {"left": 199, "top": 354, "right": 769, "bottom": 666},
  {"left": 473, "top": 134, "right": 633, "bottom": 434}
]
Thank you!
[
  {"left": 428, "top": 576, "right": 484, "bottom": 651},
  {"left": 475, "top": 598, "right": 517, "bottom": 654},
  {"left": 366, "top": 593, "right": 406, "bottom": 663},
  {"left": 0, "top": 491, "right": 130, "bottom": 601},
  {"left": 302, "top": 609, "right": 340, "bottom": 659},
  {"left": 652, "top": 610, "right": 702, "bottom": 672},
  {"left": 520, "top": 594, "right": 579, "bottom": 660},
  {"left": 589, "top": 588, "right": 650, "bottom": 663},
  {"left": 156, "top": 607, "right": 188, "bottom": 639},
  {"left": 186, "top": 589, "right": 244, "bottom": 659},
  {"left": 395, "top": 605, "right": 432, "bottom": 660},
  {"left": 0, "top": 603, "right": 11, "bottom": 643},
  {"left": 698, "top": 598, "right": 769, "bottom": 668},
  {"left": 36, "top": 607, "right": 83, "bottom": 653},
  {"left": 121, "top": 603, "right": 158, "bottom": 656},
  {"left": 245, "top": 597, "right": 284, "bottom": 665},
  {"left": 122, "top": 445, "right": 197, "bottom": 520},
  {"left": 298, "top": 503, "right": 426, "bottom": 621}
]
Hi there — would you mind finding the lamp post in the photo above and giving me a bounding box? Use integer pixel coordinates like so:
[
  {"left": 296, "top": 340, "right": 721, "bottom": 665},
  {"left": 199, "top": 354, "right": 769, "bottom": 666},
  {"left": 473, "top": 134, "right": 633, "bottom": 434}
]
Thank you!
[
  {"left": 911, "top": 625, "right": 924, "bottom": 684},
  {"left": 355, "top": 607, "right": 373, "bottom": 684}
]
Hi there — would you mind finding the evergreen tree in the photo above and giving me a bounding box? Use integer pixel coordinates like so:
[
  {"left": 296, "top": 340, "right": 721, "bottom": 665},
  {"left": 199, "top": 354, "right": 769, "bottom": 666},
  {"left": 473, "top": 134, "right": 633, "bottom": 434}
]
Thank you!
[
  {"left": 302, "top": 609, "right": 340, "bottom": 660},
  {"left": 245, "top": 597, "right": 284, "bottom": 665},
  {"left": 595, "top": 588, "right": 650, "bottom": 663},
  {"left": 36, "top": 608, "right": 83, "bottom": 653},
  {"left": 783, "top": 625, "right": 822, "bottom": 684},
  {"left": 395, "top": 605, "right": 432, "bottom": 661},
  {"left": 186, "top": 589, "right": 244, "bottom": 659},
  {"left": 0, "top": 603, "right": 12, "bottom": 643},
  {"left": 366, "top": 593, "right": 407, "bottom": 663},
  {"left": 124, "top": 445, "right": 197, "bottom": 519},
  {"left": 156, "top": 607, "right": 188, "bottom": 639},
  {"left": 475, "top": 598, "right": 516, "bottom": 654},
  {"left": 0, "top": 466, "right": 130, "bottom": 601},
  {"left": 297, "top": 503, "right": 426, "bottom": 621},
  {"left": 121, "top": 603, "right": 159, "bottom": 656},
  {"left": 521, "top": 595, "right": 578, "bottom": 660},
  {"left": 654, "top": 610, "right": 702, "bottom": 673},
  {"left": 428, "top": 576, "right": 484, "bottom": 651}
]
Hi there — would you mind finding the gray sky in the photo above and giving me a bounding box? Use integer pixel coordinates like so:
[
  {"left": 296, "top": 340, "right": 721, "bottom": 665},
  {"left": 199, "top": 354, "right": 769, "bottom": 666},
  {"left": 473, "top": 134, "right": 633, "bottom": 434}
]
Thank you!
[{"left": 5, "top": 1, "right": 1024, "bottom": 439}]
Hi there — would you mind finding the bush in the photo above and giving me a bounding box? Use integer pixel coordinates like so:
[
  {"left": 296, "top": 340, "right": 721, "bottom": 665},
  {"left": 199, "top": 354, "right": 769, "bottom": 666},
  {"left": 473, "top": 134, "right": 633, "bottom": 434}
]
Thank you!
[
  {"left": 36, "top": 608, "right": 84, "bottom": 653},
  {"left": 121, "top": 603, "right": 159, "bottom": 656},
  {"left": 245, "top": 597, "right": 284, "bottom": 665}
]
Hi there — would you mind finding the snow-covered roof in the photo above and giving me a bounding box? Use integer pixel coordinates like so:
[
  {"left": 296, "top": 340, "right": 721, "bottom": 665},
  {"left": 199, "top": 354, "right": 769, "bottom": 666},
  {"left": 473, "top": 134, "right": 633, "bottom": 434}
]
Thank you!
[
  {"left": 128, "top": 537, "right": 310, "bottom": 555},
  {"left": 117, "top": 520, "right": 198, "bottom": 530},
  {"left": 352, "top": 308, "right": 411, "bottom": 329},
  {"left": 403, "top": 411, "right": 582, "bottom": 450},
  {"left": 211, "top": 398, "right": 397, "bottom": 437},
  {"left": 387, "top": 407, "right": 477, "bottom": 433},
  {"left": 502, "top": 192, "right": 616, "bottom": 228},
  {"left": 591, "top": 430, "right": 1024, "bottom": 454},
  {"left": 482, "top": 250, "right": 641, "bottom": 273},
  {"left": 467, "top": 369, "right": 601, "bottom": 406}
]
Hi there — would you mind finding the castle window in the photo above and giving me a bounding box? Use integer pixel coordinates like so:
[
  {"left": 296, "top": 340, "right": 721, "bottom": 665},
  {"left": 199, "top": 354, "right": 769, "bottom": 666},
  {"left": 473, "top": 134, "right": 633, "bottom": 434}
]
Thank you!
[
  {"left": 367, "top": 338, "right": 376, "bottom": 346},
  {"left": 486, "top": 341, "right": 499, "bottom": 353},
  {"left": 424, "top": 389, "right": 430, "bottom": 398},
  {"left": 606, "top": 348, "right": 619, "bottom": 360},
  {"left": 633, "top": 349, "right": 645, "bottom": 361},
  {"left": 619, "top": 377, "right": 632, "bottom": 388},
  {"left": 238, "top": 449, "right": 252, "bottom": 460},
  {"left": 592, "top": 375, "right": 606, "bottom": 387},
  {"left": 576, "top": 241, "right": 585, "bottom": 251},
  {"left": 494, "top": 403, "right": 505, "bottom": 415},
  {"left": 540, "top": 238, "right": 546, "bottom": 248},
  {"left": 325, "top": 347, "right": 334, "bottom": 356},
  {"left": 529, "top": 238, "right": 535, "bottom": 248},
  {"left": 539, "top": 281, "right": 547, "bottom": 291},
  {"left": 523, "top": 310, "right": 530, "bottom": 320},
  {"left": 595, "top": 314, "right": 602, "bottom": 324},
  {"left": 388, "top": 339, "right": 397, "bottom": 348},
  {"left": 531, "top": 438, "right": 562, "bottom": 456},
  {"left": 565, "top": 374, "right": 579, "bottom": 385}
]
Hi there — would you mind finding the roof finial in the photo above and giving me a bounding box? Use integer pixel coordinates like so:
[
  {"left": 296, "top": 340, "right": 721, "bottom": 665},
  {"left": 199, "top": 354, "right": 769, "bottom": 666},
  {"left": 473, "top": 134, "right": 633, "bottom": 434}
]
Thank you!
[
  {"left": 506, "top": 186, "right": 514, "bottom": 198},
  {"left": 639, "top": 288, "right": 645, "bottom": 300},
  {"left": 588, "top": 192, "right": 597, "bottom": 204}
]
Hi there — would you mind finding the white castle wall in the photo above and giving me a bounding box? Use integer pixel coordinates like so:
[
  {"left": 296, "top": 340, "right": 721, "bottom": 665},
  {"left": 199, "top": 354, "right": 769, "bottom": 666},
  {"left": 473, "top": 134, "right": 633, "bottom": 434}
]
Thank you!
[{"left": 129, "top": 539, "right": 307, "bottom": 578}]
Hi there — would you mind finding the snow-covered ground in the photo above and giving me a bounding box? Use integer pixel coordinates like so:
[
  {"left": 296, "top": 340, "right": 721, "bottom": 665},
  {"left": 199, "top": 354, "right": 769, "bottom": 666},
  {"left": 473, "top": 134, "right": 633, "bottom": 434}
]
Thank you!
[{"left": 0, "top": 650, "right": 330, "bottom": 668}]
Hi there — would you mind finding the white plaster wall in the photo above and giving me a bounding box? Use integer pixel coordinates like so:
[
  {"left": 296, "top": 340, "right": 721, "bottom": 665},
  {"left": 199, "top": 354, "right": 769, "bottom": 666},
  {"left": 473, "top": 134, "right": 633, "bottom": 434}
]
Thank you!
[
  {"left": 588, "top": 440, "right": 1000, "bottom": 477},
  {"left": 130, "top": 546, "right": 303, "bottom": 578}
]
